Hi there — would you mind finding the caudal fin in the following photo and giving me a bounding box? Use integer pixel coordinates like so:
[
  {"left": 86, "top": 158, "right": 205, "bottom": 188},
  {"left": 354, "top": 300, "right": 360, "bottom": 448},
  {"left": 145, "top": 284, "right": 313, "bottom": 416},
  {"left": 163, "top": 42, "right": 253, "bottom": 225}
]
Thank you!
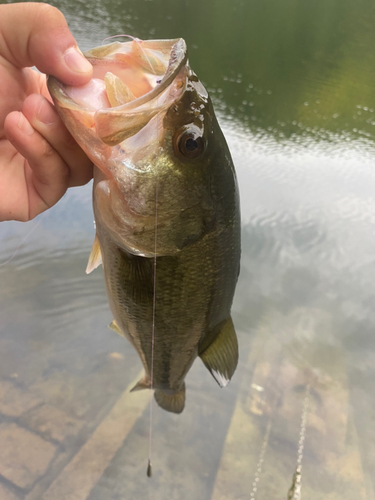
[{"left": 154, "top": 384, "right": 185, "bottom": 414}]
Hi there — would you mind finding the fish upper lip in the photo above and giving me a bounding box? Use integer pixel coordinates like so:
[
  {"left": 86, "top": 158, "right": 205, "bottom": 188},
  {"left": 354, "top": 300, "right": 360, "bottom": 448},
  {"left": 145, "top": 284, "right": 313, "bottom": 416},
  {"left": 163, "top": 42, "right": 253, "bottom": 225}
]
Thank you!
[
  {"left": 88, "top": 38, "right": 188, "bottom": 114},
  {"left": 92, "top": 39, "right": 188, "bottom": 147},
  {"left": 51, "top": 38, "right": 188, "bottom": 147},
  {"left": 47, "top": 38, "right": 190, "bottom": 158},
  {"left": 48, "top": 38, "right": 188, "bottom": 114}
]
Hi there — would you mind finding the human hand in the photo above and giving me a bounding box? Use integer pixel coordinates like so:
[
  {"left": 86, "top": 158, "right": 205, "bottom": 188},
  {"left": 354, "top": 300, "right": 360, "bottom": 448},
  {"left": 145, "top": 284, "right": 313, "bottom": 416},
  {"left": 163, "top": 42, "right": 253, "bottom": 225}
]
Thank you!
[{"left": 0, "top": 2, "right": 94, "bottom": 222}]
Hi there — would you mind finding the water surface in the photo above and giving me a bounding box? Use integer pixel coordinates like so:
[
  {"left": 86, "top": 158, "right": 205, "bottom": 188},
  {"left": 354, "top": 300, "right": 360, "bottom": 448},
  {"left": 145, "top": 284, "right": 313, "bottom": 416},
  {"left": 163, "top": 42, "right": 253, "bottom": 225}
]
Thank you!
[{"left": 1, "top": 0, "right": 375, "bottom": 499}]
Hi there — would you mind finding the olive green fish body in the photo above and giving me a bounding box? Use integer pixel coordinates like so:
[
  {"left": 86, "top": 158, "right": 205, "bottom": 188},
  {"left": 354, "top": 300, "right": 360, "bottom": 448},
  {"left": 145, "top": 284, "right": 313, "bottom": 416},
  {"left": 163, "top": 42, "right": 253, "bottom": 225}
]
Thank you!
[
  {"left": 96, "top": 174, "right": 240, "bottom": 408},
  {"left": 48, "top": 38, "right": 240, "bottom": 413}
]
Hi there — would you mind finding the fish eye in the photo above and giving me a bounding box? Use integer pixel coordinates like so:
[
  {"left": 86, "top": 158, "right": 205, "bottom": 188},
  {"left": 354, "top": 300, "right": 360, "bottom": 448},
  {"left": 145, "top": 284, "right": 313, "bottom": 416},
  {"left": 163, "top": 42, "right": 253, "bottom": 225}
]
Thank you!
[{"left": 174, "top": 127, "right": 205, "bottom": 159}]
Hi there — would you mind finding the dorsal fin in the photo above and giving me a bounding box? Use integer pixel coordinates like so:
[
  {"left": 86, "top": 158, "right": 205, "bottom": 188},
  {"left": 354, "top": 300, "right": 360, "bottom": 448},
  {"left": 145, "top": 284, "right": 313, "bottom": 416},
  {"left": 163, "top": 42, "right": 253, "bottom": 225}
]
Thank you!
[
  {"left": 199, "top": 317, "right": 238, "bottom": 388},
  {"left": 86, "top": 234, "right": 102, "bottom": 274}
]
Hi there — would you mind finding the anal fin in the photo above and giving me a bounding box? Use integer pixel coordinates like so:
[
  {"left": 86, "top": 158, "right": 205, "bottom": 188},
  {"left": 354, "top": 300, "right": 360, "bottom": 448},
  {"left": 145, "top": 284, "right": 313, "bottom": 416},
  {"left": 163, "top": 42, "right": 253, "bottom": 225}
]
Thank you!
[
  {"left": 199, "top": 316, "right": 238, "bottom": 388},
  {"left": 154, "top": 384, "right": 185, "bottom": 414},
  {"left": 130, "top": 375, "right": 151, "bottom": 392},
  {"left": 108, "top": 320, "right": 125, "bottom": 337},
  {"left": 86, "top": 234, "right": 102, "bottom": 274}
]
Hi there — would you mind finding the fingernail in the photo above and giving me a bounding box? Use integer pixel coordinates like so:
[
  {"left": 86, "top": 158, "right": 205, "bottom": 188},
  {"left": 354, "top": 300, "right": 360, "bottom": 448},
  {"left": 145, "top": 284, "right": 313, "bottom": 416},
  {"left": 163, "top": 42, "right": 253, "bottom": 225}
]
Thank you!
[
  {"left": 64, "top": 46, "right": 92, "bottom": 74},
  {"left": 37, "top": 100, "right": 56, "bottom": 125},
  {"left": 17, "top": 113, "right": 34, "bottom": 135}
]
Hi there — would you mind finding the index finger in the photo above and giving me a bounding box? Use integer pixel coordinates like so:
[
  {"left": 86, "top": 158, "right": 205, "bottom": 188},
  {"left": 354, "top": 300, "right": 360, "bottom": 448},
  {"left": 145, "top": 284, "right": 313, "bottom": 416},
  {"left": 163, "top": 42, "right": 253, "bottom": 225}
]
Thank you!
[{"left": 0, "top": 2, "right": 92, "bottom": 86}]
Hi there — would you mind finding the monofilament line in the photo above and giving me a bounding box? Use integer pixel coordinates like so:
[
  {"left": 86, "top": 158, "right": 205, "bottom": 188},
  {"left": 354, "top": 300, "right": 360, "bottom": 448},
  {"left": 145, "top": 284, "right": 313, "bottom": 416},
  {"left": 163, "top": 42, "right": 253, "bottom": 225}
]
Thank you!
[
  {"left": 147, "top": 178, "right": 158, "bottom": 478},
  {"left": 0, "top": 212, "right": 46, "bottom": 268},
  {"left": 250, "top": 418, "right": 272, "bottom": 499},
  {"left": 287, "top": 383, "right": 310, "bottom": 500},
  {"left": 102, "top": 35, "right": 156, "bottom": 76},
  {"left": 105, "top": 34, "right": 160, "bottom": 477},
  {"left": 103, "top": 34, "right": 159, "bottom": 477},
  {"left": 102, "top": 34, "right": 141, "bottom": 44}
]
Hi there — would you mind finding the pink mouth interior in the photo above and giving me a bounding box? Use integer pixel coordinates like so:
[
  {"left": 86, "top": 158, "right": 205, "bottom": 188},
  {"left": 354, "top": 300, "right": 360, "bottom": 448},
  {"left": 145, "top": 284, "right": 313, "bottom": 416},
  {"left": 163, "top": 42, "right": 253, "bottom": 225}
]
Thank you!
[
  {"left": 67, "top": 79, "right": 111, "bottom": 110},
  {"left": 55, "top": 40, "right": 188, "bottom": 148},
  {"left": 65, "top": 62, "right": 165, "bottom": 112}
]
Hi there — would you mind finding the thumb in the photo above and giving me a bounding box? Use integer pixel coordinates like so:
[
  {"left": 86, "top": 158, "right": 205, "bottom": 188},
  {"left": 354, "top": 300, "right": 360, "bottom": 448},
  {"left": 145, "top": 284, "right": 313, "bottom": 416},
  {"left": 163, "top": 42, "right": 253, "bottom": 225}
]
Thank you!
[{"left": 0, "top": 2, "right": 92, "bottom": 86}]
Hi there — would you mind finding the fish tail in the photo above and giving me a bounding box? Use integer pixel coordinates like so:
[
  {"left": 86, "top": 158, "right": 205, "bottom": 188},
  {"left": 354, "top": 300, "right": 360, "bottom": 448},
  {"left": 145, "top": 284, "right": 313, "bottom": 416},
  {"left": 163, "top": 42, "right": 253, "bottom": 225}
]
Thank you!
[{"left": 154, "top": 384, "right": 185, "bottom": 414}]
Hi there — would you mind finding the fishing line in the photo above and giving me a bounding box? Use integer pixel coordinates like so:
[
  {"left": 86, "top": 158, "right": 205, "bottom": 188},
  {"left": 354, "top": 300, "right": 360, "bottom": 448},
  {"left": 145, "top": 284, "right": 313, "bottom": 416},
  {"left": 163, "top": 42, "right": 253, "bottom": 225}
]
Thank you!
[
  {"left": 147, "top": 171, "right": 158, "bottom": 478},
  {"left": 0, "top": 211, "right": 47, "bottom": 268},
  {"left": 140, "top": 42, "right": 160, "bottom": 480},
  {"left": 102, "top": 33, "right": 161, "bottom": 477},
  {"left": 249, "top": 418, "right": 272, "bottom": 499},
  {"left": 248, "top": 348, "right": 284, "bottom": 498},
  {"left": 102, "top": 35, "right": 156, "bottom": 76},
  {"left": 105, "top": 34, "right": 161, "bottom": 478},
  {"left": 147, "top": 48, "right": 161, "bottom": 476},
  {"left": 287, "top": 383, "right": 310, "bottom": 500},
  {"left": 102, "top": 34, "right": 141, "bottom": 44}
]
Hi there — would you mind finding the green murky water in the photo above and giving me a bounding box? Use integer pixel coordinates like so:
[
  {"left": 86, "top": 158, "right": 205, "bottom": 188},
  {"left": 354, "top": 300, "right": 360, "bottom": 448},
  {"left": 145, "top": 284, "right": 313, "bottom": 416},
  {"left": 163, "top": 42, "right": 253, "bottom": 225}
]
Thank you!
[{"left": 1, "top": 0, "right": 375, "bottom": 498}]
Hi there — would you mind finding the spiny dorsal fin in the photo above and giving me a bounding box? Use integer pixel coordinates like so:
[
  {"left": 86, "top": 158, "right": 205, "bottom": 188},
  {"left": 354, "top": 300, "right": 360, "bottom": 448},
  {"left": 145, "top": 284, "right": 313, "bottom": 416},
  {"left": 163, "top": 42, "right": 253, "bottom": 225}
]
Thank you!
[
  {"left": 130, "top": 375, "right": 151, "bottom": 392},
  {"left": 199, "top": 317, "right": 238, "bottom": 388},
  {"left": 86, "top": 234, "right": 102, "bottom": 274}
]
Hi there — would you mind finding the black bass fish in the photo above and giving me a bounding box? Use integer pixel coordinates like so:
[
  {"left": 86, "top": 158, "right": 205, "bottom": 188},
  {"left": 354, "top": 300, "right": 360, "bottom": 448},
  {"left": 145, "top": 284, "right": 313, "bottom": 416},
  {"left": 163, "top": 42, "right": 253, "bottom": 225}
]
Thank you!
[{"left": 48, "top": 38, "right": 240, "bottom": 413}]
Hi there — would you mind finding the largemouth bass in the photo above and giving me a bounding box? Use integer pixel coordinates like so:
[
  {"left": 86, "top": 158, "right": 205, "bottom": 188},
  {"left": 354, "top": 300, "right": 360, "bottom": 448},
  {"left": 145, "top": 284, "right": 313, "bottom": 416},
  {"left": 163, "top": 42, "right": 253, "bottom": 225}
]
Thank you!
[{"left": 48, "top": 38, "right": 240, "bottom": 413}]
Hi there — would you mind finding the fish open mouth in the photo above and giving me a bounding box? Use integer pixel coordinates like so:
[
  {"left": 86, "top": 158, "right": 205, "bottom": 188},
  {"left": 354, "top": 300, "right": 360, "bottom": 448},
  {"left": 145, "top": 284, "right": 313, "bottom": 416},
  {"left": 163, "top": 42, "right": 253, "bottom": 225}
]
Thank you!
[{"left": 48, "top": 38, "right": 188, "bottom": 146}]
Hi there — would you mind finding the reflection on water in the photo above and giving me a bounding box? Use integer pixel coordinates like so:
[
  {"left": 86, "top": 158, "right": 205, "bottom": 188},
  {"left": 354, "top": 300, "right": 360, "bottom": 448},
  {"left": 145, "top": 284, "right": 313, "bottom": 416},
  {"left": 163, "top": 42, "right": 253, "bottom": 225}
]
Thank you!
[{"left": 1, "top": 0, "right": 375, "bottom": 498}]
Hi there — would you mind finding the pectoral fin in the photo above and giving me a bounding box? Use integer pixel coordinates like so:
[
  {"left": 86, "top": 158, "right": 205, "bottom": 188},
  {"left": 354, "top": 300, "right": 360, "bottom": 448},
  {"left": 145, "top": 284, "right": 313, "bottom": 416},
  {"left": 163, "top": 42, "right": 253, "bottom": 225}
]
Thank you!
[
  {"left": 86, "top": 234, "right": 102, "bottom": 274},
  {"left": 199, "top": 317, "right": 238, "bottom": 388}
]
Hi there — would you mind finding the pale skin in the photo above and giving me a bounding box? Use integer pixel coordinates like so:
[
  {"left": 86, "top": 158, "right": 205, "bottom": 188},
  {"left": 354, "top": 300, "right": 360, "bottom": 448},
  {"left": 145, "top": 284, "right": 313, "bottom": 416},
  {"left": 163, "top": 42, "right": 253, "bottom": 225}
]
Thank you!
[{"left": 0, "top": 2, "right": 94, "bottom": 222}]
